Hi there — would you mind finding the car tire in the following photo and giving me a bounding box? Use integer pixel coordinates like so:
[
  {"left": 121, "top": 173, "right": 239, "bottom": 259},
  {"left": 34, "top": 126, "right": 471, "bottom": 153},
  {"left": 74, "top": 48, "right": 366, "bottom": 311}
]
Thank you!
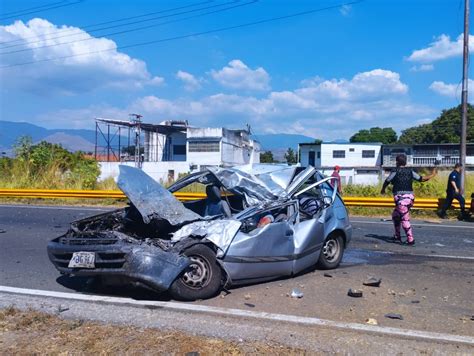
[
  {"left": 316, "top": 233, "right": 344, "bottom": 270},
  {"left": 169, "top": 244, "right": 222, "bottom": 301}
]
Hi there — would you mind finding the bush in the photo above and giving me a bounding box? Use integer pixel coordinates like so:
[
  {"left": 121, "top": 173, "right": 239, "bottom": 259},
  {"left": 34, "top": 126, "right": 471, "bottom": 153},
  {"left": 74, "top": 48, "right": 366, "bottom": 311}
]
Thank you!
[{"left": 0, "top": 136, "right": 101, "bottom": 190}]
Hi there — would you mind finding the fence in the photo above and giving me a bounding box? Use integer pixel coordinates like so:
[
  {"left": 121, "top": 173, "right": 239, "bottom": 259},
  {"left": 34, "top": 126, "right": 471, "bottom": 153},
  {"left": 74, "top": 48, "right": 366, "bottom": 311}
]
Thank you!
[{"left": 0, "top": 189, "right": 470, "bottom": 210}]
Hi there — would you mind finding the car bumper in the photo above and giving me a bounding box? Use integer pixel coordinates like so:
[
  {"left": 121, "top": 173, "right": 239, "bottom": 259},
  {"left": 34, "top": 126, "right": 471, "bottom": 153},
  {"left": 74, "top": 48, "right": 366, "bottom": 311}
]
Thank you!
[{"left": 47, "top": 235, "right": 190, "bottom": 292}]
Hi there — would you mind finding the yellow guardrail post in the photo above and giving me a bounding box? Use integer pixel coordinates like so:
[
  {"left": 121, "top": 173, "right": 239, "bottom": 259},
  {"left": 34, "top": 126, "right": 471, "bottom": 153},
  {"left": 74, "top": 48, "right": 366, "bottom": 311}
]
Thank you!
[{"left": 0, "top": 189, "right": 470, "bottom": 209}]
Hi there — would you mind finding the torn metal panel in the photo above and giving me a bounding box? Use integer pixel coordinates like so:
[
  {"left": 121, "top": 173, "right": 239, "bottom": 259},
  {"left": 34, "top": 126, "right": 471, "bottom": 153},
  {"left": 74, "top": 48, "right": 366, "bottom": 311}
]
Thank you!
[
  {"left": 286, "top": 166, "right": 317, "bottom": 197},
  {"left": 207, "top": 166, "right": 283, "bottom": 205},
  {"left": 117, "top": 165, "right": 201, "bottom": 226},
  {"left": 172, "top": 219, "right": 242, "bottom": 256}
]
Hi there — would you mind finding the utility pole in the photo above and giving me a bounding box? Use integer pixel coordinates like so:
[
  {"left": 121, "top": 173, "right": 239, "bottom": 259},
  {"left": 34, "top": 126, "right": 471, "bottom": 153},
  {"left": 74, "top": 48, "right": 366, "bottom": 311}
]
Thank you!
[{"left": 460, "top": 0, "right": 470, "bottom": 194}]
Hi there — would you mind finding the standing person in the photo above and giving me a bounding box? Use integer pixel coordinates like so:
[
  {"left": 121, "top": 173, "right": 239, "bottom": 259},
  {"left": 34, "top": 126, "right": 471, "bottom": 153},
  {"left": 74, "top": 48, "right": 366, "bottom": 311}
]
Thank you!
[
  {"left": 437, "top": 163, "right": 468, "bottom": 220},
  {"left": 381, "top": 154, "right": 437, "bottom": 245},
  {"left": 330, "top": 165, "right": 343, "bottom": 194}
]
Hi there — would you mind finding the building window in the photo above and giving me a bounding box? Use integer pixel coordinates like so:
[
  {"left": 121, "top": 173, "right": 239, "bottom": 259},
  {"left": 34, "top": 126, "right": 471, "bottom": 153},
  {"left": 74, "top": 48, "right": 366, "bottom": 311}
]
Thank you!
[
  {"left": 188, "top": 141, "right": 220, "bottom": 152},
  {"left": 349, "top": 148, "right": 355, "bottom": 152},
  {"left": 173, "top": 145, "right": 186, "bottom": 155},
  {"left": 333, "top": 150, "right": 345, "bottom": 158},
  {"left": 362, "top": 150, "right": 375, "bottom": 158},
  {"left": 317, "top": 151, "right": 321, "bottom": 159}
]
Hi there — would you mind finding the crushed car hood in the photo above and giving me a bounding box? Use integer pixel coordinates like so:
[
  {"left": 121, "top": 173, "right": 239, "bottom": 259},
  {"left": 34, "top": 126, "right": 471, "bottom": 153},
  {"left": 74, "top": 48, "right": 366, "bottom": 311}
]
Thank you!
[{"left": 117, "top": 165, "right": 201, "bottom": 226}]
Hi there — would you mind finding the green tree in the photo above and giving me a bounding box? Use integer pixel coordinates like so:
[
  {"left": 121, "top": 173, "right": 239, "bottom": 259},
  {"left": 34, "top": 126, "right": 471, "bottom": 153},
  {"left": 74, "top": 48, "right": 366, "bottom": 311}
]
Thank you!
[
  {"left": 399, "top": 104, "right": 474, "bottom": 143},
  {"left": 350, "top": 127, "right": 397, "bottom": 144},
  {"left": 284, "top": 148, "right": 297, "bottom": 164},
  {"left": 260, "top": 151, "right": 275, "bottom": 163}
]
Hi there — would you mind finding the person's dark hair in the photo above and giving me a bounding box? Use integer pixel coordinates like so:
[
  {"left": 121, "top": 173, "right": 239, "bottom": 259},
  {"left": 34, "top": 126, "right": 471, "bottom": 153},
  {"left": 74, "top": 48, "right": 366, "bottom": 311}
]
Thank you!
[
  {"left": 454, "top": 163, "right": 462, "bottom": 169},
  {"left": 396, "top": 154, "right": 407, "bottom": 167}
]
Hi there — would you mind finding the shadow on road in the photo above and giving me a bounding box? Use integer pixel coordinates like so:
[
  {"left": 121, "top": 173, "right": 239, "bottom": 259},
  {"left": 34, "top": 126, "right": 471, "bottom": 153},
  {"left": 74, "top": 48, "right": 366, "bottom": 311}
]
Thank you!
[
  {"left": 365, "top": 233, "right": 399, "bottom": 244},
  {"left": 56, "top": 275, "right": 172, "bottom": 301}
]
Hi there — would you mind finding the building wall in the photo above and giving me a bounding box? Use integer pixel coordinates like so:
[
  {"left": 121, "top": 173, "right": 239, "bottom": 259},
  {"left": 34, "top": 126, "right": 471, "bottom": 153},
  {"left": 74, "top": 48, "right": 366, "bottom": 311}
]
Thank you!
[
  {"left": 299, "top": 145, "right": 322, "bottom": 167},
  {"left": 99, "top": 161, "right": 191, "bottom": 183},
  {"left": 321, "top": 143, "right": 382, "bottom": 167}
]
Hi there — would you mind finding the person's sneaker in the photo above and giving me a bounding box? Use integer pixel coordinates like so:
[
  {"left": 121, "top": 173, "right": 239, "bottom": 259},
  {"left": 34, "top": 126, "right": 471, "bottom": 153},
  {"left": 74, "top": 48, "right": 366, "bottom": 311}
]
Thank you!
[
  {"left": 405, "top": 240, "right": 415, "bottom": 246},
  {"left": 436, "top": 211, "right": 448, "bottom": 219},
  {"left": 392, "top": 236, "right": 402, "bottom": 243}
]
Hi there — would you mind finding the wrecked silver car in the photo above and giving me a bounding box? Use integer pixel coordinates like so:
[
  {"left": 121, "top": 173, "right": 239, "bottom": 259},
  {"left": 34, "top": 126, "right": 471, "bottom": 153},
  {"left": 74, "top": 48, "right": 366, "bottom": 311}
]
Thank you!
[{"left": 47, "top": 164, "right": 352, "bottom": 301}]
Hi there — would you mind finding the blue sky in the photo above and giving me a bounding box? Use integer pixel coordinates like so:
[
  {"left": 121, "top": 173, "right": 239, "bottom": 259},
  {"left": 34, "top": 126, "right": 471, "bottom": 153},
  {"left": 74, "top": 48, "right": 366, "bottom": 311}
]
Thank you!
[{"left": 0, "top": 0, "right": 471, "bottom": 140}]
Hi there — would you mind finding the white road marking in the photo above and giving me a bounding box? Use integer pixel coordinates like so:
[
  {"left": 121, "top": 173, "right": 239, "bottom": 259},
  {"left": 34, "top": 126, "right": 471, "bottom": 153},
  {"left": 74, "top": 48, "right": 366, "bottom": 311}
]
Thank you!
[
  {"left": 352, "top": 220, "right": 474, "bottom": 230},
  {"left": 0, "top": 204, "right": 111, "bottom": 211},
  {"left": 1, "top": 286, "right": 473, "bottom": 346},
  {"left": 364, "top": 250, "right": 474, "bottom": 261}
]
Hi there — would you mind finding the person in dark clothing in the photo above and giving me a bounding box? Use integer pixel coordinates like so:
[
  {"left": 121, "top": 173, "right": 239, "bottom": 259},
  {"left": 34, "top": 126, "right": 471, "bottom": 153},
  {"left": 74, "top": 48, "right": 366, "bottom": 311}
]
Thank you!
[
  {"left": 381, "top": 154, "right": 437, "bottom": 245},
  {"left": 437, "top": 163, "right": 468, "bottom": 220}
]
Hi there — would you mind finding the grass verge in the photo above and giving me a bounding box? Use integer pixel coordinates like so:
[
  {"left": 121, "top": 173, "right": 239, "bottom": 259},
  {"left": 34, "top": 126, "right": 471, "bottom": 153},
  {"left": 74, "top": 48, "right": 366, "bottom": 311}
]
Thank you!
[{"left": 0, "top": 307, "right": 303, "bottom": 355}]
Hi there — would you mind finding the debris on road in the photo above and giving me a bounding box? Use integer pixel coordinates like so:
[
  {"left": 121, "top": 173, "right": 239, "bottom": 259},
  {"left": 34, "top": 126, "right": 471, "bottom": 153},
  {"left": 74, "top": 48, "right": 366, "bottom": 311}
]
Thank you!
[
  {"left": 290, "top": 288, "right": 304, "bottom": 298},
  {"left": 323, "top": 273, "right": 333, "bottom": 278},
  {"left": 244, "top": 303, "right": 255, "bottom": 308},
  {"left": 347, "top": 289, "right": 363, "bottom": 298},
  {"left": 384, "top": 313, "right": 404, "bottom": 320},
  {"left": 411, "top": 300, "right": 420, "bottom": 304},
  {"left": 365, "top": 318, "right": 378, "bottom": 325},
  {"left": 57, "top": 305, "right": 69, "bottom": 314},
  {"left": 244, "top": 294, "right": 251, "bottom": 300},
  {"left": 0, "top": 229, "right": 6, "bottom": 233},
  {"left": 363, "top": 277, "right": 382, "bottom": 287}
]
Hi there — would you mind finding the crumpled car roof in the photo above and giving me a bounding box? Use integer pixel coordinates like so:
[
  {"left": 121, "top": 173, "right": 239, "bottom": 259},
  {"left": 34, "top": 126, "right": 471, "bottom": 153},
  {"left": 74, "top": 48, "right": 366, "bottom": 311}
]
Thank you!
[{"left": 117, "top": 164, "right": 314, "bottom": 226}]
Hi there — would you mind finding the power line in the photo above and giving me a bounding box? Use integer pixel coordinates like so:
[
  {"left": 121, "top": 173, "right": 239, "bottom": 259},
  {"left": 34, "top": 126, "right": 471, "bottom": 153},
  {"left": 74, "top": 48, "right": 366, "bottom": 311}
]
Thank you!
[
  {"left": 0, "top": 0, "right": 213, "bottom": 48},
  {"left": 0, "top": 0, "right": 364, "bottom": 69},
  {"left": 0, "top": 0, "right": 68, "bottom": 17},
  {"left": 0, "top": 0, "right": 249, "bottom": 55},
  {"left": 0, "top": 0, "right": 85, "bottom": 21}
]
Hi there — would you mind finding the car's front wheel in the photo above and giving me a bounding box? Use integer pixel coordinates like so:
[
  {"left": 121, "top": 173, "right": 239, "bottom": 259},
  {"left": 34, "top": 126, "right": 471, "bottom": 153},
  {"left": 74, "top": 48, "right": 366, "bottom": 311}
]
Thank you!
[
  {"left": 169, "top": 244, "right": 222, "bottom": 301},
  {"left": 316, "top": 233, "right": 344, "bottom": 269}
]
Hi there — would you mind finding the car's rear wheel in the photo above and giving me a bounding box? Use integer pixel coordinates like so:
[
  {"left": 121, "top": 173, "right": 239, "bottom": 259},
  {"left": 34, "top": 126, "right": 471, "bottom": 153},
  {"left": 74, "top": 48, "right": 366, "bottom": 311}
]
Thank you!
[
  {"left": 316, "top": 233, "right": 344, "bottom": 270},
  {"left": 169, "top": 244, "right": 222, "bottom": 301}
]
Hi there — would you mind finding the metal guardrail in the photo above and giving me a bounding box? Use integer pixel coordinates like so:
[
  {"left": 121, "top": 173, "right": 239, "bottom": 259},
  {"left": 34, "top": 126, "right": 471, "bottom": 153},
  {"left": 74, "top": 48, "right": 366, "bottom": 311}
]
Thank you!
[{"left": 0, "top": 188, "right": 470, "bottom": 209}]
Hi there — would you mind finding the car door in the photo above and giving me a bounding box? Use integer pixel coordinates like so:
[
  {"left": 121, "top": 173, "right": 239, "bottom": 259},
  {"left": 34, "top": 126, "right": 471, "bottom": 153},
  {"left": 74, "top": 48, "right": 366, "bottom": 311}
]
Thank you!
[{"left": 222, "top": 202, "right": 298, "bottom": 283}]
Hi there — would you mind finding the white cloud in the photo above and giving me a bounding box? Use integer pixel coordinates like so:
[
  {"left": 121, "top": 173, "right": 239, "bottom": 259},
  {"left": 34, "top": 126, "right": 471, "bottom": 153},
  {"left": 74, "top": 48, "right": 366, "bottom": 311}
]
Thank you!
[
  {"left": 0, "top": 18, "right": 164, "bottom": 94},
  {"left": 410, "top": 64, "right": 434, "bottom": 72},
  {"left": 124, "top": 69, "right": 427, "bottom": 140},
  {"left": 176, "top": 70, "right": 202, "bottom": 91},
  {"left": 340, "top": 5, "right": 352, "bottom": 17},
  {"left": 429, "top": 79, "right": 474, "bottom": 98},
  {"left": 210, "top": 59, "right": 271, "bottom": 91},
  {"left": 32, "top": 68, "right": 432, "bottom": 141},
  {"left": 407, "top": 34, "right": 474, "bottom": 63}
]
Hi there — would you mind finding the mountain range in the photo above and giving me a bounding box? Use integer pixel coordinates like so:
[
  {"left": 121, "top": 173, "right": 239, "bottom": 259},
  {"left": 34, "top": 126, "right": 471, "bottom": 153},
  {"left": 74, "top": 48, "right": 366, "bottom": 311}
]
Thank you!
[{"left": 0, "top": 121, "right": 317, "bottom": 155}]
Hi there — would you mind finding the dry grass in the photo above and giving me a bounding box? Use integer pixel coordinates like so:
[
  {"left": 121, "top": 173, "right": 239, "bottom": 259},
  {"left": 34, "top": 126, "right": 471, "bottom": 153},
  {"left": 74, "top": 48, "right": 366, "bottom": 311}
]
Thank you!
[{"left": 0, "top": 308, "right": 305, "bottom": 355}]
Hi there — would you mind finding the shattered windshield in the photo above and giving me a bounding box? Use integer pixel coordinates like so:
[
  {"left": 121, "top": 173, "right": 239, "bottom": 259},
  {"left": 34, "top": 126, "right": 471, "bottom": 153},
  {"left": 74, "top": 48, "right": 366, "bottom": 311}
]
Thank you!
[{"left": 117, "top": 165, "right": 202, "bottom": 226}]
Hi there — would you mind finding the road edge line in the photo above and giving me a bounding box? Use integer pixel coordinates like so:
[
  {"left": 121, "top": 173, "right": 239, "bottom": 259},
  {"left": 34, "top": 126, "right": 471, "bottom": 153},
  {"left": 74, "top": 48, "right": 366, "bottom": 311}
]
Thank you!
[{"left": 1, "top": 286, "right": 473, "bottom": 346}]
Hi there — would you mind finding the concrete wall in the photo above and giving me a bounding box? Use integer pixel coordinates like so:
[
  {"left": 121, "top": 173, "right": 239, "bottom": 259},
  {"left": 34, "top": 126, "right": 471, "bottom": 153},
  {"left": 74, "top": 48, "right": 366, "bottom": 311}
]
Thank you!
[
  {"left": 99, "top": 161, "right": 191, "bottom": 183},
  {"left": 319, "top": 168, "right": 381, "bottom": 186}
]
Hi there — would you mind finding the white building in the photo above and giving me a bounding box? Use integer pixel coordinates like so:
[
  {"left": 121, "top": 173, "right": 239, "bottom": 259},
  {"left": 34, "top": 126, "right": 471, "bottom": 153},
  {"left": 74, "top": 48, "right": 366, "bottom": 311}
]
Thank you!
[
  {"left": 97, "top": 119, "right": 260, "bottom": 183},
  {"left": 299, "top": 142, "right": 383, "bottom": 185}
]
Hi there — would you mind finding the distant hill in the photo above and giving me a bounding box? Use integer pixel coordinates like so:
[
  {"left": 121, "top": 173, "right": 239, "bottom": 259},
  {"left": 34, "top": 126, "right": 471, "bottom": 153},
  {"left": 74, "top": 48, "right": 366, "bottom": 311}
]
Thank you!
[
  {"left": 0, "top": 121, "right": 318, "bottom": 156},
  {"left": 252, "top": 133, "right": 317, "bottom": 150},
  {"left": 0, "top": 121, "right": 98, "bottom": 153}
]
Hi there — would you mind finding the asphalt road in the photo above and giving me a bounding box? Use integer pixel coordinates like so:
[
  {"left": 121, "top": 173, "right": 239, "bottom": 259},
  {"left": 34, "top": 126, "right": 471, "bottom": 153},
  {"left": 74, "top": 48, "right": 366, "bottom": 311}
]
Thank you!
[{"left": 1, "top": 204, "right": 473, "bottom": 341}]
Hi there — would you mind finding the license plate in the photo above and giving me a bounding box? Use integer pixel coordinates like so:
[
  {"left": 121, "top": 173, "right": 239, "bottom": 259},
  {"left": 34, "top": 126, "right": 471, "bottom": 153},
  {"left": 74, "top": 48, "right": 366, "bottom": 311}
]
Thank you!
[{"left": 68, "top": 252, "right": 95, "bottom": 268}]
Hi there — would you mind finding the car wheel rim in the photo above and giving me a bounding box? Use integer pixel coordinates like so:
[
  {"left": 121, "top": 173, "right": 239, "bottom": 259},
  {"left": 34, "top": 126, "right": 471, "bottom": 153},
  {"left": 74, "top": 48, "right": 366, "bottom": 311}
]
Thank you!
[
  {"left": 182, "top": 256, "right": 211, "bottom": 289},
  {"left": 322, "top": 238, "right": 340, "bottom": 262}
]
